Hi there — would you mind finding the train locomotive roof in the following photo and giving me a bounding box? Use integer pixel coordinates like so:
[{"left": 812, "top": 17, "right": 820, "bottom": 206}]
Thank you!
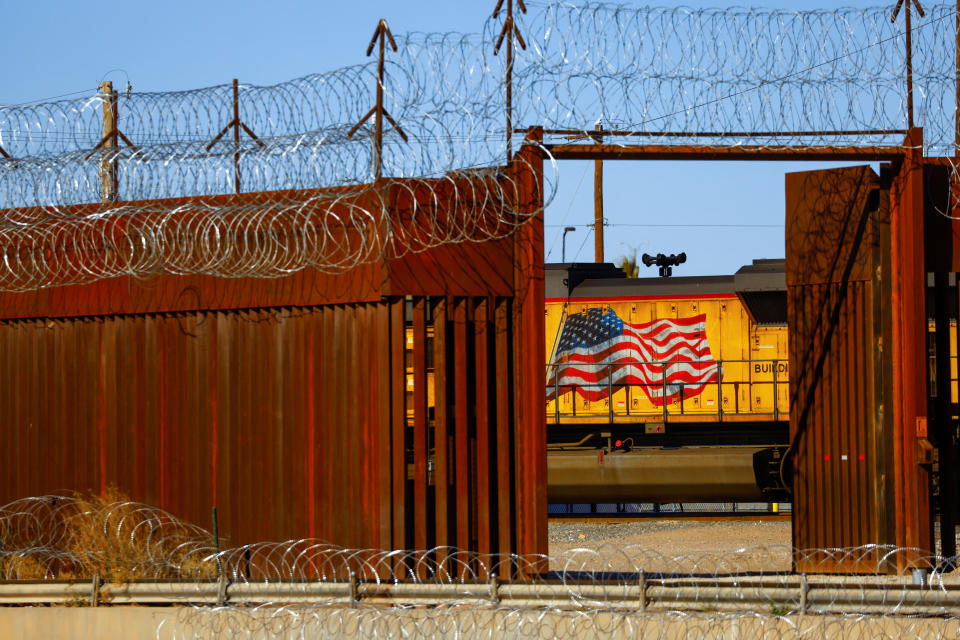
[{"left": 545, "top": 259, "right": 787, "bottom": 325}]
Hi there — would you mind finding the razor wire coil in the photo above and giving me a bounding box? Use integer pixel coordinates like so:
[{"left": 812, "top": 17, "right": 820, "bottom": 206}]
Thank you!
[
  {"left": 0, "top": 2, "right": 959, "bottom": 291},
  {"left": 2, "top": 495, "right": 960, "bottom": 639}
]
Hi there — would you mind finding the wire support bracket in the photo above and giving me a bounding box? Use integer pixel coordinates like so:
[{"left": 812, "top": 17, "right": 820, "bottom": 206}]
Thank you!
[
  {"left": 347, "top": 19, "right": 408, "bottom": 182},
  {"left": 205, "top": 78, "right": 266, "bottom": 194}
]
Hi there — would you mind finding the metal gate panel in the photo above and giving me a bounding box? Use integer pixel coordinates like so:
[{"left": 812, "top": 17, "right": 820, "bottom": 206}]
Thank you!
[
  {"left": 786, "top": 130, "right": 939, "bottom": 572},
  {"left": 786, "top": 163, "right": 895, "bottom": 572}
]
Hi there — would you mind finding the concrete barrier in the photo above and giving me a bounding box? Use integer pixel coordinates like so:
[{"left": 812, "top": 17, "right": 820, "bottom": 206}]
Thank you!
[{"left": 2, "top": 607, "right": 960, "bottom": 639}]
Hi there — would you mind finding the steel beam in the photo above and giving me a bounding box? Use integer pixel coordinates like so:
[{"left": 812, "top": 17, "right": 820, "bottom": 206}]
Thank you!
[{"left": 545, "top": 144, "right": 908, "bottom": 162}]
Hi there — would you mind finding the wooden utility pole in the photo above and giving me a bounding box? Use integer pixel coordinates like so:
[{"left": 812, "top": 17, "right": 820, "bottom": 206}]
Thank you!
[
  {"left": 348, "top": 19, "right": 408, "bottom": 182},
  {"left": 892, "top": 0, "right": 925, "bottom": 129},
  {"left": 594, "top": 160, "right": 604, "bottom": 262},
  {"left": 493, "top": 0, "right": 527, "bottom": 163},
  {"left": 101, "top": 81, "right": 117, "bottom": 203},
  {"left": 593, "top": 124, "right": 604, "bottom": 263},
  {"left": 86, "top": 80, "right": 137, "bottom": 202}
]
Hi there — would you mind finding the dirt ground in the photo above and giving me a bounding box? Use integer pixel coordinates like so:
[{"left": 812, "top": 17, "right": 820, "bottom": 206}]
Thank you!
[
  {"left": 548, "top": 518, "right": 793, "bottom": 573},
  {"left": 548, "top": 518, "right": 960, "bottom": 578}
]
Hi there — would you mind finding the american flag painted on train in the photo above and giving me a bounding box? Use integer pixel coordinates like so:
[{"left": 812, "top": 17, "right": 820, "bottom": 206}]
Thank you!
[{"left": 546, "top": 307, "right": 719, "bottom": 406}]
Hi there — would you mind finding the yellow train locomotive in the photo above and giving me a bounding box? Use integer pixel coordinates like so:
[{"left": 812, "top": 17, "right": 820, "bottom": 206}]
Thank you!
[
  {"left": 546, "top": 260, "right": 789, "bottom": 429},
  {"left": 544, "top": 260, "right": 792, "bottom": 503}
]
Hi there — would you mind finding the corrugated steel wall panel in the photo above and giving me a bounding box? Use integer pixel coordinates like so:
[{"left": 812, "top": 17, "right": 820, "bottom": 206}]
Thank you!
[
  {"left": 0, "top": 305, "right": 401, "bottom": 549},
  {"left": 0, "top": 134, "right": 548, "bottom": 573}
]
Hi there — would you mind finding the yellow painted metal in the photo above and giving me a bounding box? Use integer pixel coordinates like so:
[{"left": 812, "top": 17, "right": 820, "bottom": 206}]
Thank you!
[
  {"left": 545, "top": 294, "right": 790, "bottom": 423},
  {"left": 405, "top": 326, "right": 436, "bottom": 419},
  {"left": 927, "top": 321, "right": 959, "bottom": 405},
  {"left": 404, "top": 305, "right": 958, "bottom": 427}
]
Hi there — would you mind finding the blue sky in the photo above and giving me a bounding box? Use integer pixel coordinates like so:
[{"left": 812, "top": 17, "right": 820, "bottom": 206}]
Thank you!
[{"left": 3, "top": 1, "right": 918, "bottom": 275}]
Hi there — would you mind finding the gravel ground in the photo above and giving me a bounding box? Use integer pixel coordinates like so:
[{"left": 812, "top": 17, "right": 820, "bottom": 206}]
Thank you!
[
  {"left": 548, "top": 519, "right": 793, "bottom": 573},
  {"left": 548, "top": 519, "right": 960, "bottom": 578},
  {"left": 549, "top": 518, "right": 792, "bottom": 547}
]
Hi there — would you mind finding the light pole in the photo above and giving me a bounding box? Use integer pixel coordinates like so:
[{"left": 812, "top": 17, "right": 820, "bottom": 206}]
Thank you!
[{"left": 562, "top": 226, "right": 577, "bottom": 263}]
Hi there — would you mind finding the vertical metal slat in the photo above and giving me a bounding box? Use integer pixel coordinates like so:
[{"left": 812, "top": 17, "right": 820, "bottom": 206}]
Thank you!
[
  {"left": 433, "top": 297, "right": 450, "bottom": 571},
  {"left": 413, "top": 298, "right": 429, "bottom": 554},
  {"left": 474, "top": 297, "right": 492, "bottom": 575}
]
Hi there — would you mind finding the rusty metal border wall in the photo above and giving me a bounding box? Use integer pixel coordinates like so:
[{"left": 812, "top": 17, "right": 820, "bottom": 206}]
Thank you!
[
  {"left": 785, "top": 129, "right": 958, "bottom": 573},
  {"left": 0, "top": 134, "right": 546, "bottom": 570}
]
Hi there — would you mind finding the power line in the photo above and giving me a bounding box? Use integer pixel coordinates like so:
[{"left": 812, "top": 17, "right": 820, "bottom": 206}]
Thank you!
[
  {"left": 545, "top": 162, "right": 589, "bottom": 260},
  {"left": 570, "top": 226, "right": 593, "bottom": 263},
  {"left": 1, "top": 88, "right": 98, "bottom": 108}
]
